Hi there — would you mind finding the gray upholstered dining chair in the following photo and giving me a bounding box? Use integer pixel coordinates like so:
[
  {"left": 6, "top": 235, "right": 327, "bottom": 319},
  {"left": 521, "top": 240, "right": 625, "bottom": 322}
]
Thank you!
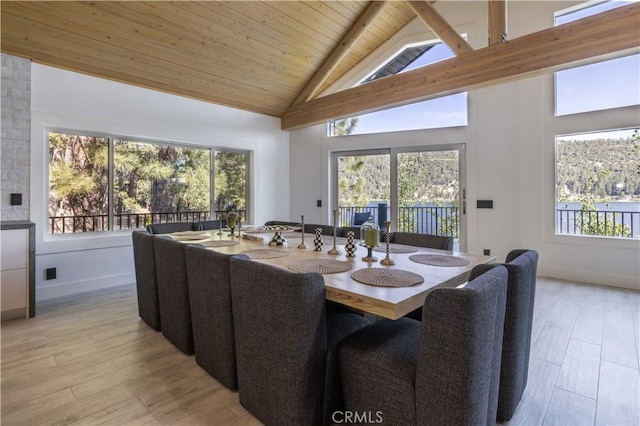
[
  {"left": 196, "top": 219, "right": 226, "bottom": 230},
  {"left": 153, "top": 236, "right": 193, "bottom": 354},
  {"left": 337, "top": 226, "right": 361, "bottom": 239},
  {"left": 389, "top": 232, "right": 453, "bottom": 250},
  {"left": 184, "top": 245, "right": 246, "bottom": 390},
  {"left": 131, "top": 230, "right": 161, "bottom": 331},
  {"left": 352, "top": 212, "right": 371, "bottom": 227},
  {"left": 479, "top": 249, "right": 539, "bottom": 421},
  {"left": 303, "top": 223, "right": 336, "bottom": 236},
  {"left": 229, "top": 256, "right": 369, "bottom": 426},
  {"left": 338, "top": 265, "right": 508, "bottom": 426},
  {"left": 146, "top": 222, "right": 197, "bottom": 234}
]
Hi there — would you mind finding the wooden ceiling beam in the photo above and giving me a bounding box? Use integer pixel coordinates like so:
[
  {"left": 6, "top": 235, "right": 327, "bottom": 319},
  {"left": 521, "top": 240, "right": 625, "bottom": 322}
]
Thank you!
[
  {"left": 291, "top": 1, "right": 386, "bottom": 106},
  {"left": 281, "top": 3, "right": 639, "bottom": 130},
  {"left": 405, "top": 1, "right": 473, "bottom": 55},
  {"left": 488, "top": 1, "right": 507, "bottom": 45}
]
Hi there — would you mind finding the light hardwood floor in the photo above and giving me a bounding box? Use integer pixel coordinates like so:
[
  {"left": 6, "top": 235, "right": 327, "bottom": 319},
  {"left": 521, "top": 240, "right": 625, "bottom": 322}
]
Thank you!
[{"left": 1, "top": 277, "right": 638, "bottom": 425}]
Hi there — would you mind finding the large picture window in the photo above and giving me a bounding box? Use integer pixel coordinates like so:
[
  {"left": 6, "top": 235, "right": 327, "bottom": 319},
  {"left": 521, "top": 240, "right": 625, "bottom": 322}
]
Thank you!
[
  {"left": 333, "top": 145, "right": 465, "bottom": 250},
  {"left": 329, "top": 40, "right": 468, "bottom": 136},
  {"left": 554, "top": 1, "right": 639, "bottom": 116},
  {"left": 49, "top": 133, "right": 110, "bottom": 233},
  {"left": 555, "top": 128, "right": 639, "bottom": 239},
  {"left": 112, "top": 139, "right": 211, "bottom": 230},
  {"left": 48, "top": 130, "right": 247, "bottom": 234}
]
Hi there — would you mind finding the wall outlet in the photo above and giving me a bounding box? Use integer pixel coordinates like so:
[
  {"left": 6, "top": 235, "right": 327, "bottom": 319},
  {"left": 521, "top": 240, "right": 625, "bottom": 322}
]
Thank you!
[
  {"left": 477, "top": 200, "right": 493, "bottom": 209},
  {"left": 10, "top": 193, "right": 22, "bottom": 206},
  {"left": 483, "top": 249, "right": 491, "bottom": 256},
  {"left": 317, "top": 199, "right": 322, "bottom": 207},
  {"left": 46, "top": 268, "right": 57, "bottom": 280}
]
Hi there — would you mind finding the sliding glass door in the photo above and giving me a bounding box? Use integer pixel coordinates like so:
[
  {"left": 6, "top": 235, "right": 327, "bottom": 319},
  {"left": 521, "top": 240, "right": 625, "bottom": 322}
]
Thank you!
[
  {"left": 332, "top": 144, "right": 466, "bottom": 250},
  {"left": 335, "top": 150, "right": 390, "bottom": 226}
]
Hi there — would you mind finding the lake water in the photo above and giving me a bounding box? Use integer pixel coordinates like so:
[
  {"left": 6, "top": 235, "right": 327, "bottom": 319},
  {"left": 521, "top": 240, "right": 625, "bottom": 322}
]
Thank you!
[
  {"left": 353, "top": 201, "right": 640, "bottom": 238},
  {"left": 557, "top": 202, "right": 640, "bottom": 212},
  {"left": 556, "top": 202, "right": 640, "bottom": 238}
]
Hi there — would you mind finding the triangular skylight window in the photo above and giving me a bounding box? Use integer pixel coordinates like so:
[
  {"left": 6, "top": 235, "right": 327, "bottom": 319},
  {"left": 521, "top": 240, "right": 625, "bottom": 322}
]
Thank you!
[{"left": 329, "top": 41, "right": 467, "bottom": 137}]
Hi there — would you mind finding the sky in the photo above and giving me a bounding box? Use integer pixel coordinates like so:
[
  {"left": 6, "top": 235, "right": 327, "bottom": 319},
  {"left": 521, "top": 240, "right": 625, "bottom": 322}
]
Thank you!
[{"left": 336, "top": 0, "right": 638, "bottom": 136}]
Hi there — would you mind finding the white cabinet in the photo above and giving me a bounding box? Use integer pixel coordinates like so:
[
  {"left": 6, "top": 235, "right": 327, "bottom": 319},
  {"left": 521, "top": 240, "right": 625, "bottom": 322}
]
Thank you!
[{"left": 1, "top": 225, "right": 33, "bottom": 321}]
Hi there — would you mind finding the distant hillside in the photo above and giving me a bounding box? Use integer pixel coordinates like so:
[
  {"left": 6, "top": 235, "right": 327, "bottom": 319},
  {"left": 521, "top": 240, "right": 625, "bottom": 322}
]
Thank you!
[
  {"left": 557, "top": 134, "right": 640, "bottom": 202},
  {"left": 338, "top": 133, "right": 640, "bottom": 207},
  {"left": 337, "top": 151, "right": 459, "bottom": 206}
]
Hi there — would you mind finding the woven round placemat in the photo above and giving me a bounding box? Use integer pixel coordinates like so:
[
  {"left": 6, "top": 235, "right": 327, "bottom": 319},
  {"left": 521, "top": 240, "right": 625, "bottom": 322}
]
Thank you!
[
  {"left": 241, "top": 249, "right": 290, "bottom": 259},
  {"left": 172, "top": 234, "right": 209, "bottom": 241},
  {"left": 171, "top": 230, "right": 208, "bottom": 237},
  {"left": 287, "top": 259, "right": 352, "bottom": 274},
  {"left": 279, "top": 231, "right": 303, "bottom": 238},
  {"left": 409, "top": 254, "right": 470, "bottom": 267},
  {"left": 372, "top": 244, "right": 418, "bottom": 254},
  {"left": 199, "top": 240, "right": 240, "bottom": 248},
  {"left": 351, "top": 268, "right": 424, "bottom": 287},
  {"left": 243, "top": 228, "right": 266, "bottom": 234}
]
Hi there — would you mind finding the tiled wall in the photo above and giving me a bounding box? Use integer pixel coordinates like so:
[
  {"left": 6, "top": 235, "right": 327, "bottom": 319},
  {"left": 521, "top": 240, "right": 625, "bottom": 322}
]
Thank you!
[{"left": 1, "top": 54, "right": 31, "bottom": 221}]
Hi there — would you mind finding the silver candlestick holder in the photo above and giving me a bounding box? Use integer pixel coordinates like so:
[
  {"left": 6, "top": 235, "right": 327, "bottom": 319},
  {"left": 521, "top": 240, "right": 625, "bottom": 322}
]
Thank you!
[
  {"left": 217, "top": 210, "right": 224, "bottom": 236},
  {"left": 297, "top": 214, "right": 307, "bottom": 249},
  {"left": 328, "top": 209, "right": 341, "bottom": 255},
  {"left": 380, "top": 221, "right": 395, "bottom": 266}
]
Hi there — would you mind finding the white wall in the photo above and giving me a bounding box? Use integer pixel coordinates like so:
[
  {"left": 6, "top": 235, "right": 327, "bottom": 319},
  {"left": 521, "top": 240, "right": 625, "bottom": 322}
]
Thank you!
[
  {"left": 289, "top": 1, "right": 640, "bottom": 290},
  {"left": 31, "top": 64, "right": 289, "bottom": 300}
]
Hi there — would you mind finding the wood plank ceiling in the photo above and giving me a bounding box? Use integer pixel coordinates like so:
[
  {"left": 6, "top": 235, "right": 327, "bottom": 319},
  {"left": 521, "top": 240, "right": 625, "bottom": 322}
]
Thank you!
[
  {"left": 1, "top": 1, "right": 415, "bottom": 117},
  {"left": 2, "top": 1, "right": 638, "bottom": 130}
]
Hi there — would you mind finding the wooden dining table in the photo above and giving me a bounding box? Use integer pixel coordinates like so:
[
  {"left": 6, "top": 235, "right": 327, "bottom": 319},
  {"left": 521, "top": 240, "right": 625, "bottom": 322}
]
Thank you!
[{"left": 172, "top": 229, "right": 495, "bottom": 320}]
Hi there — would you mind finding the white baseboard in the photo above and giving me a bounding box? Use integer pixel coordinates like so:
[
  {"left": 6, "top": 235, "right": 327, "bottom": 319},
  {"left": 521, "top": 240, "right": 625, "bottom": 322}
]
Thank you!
[
  {"left": 538, "top": 266, "right": 639, "bottom": 291},
  {"left": 36, "top": 273, "right": 135, "bottom": 301}
]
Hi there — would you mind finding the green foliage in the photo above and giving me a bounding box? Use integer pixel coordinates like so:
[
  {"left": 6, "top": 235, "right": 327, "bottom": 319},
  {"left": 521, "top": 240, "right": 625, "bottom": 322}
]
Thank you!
[
  {"left": 214, "top": 151, "right": 246, "bottom": 210},
  {"left": 397, "top": 209, "right": 417, "bottom": 233},
  {"left": 331, "top": 117, "right": 359, "bottom": 136},
  {"left": 49, "top": 134, "right": 109, "bottom": 221},
  {"left": 574, "top": 175, "right": 632, "bottom": 238},
  {"left": 437, "top": 199, "right": 459, "bottom": 238},
  {"left": 337, "top": 150, "right": 460, "bottom": 236},
  {"left": 574, "top": 208, "right": 632, "bottom": 238},
  {"left": 337, "top": 155, "right": 389, "bottom": 207},
  {"left": 397, "top": 151, "right": 459, "bottom": 206},
  {"left": 557, "top": 130, "right": 638, "bottom": 238},
  {"left": 49, "top": 133, "right": 220, "bottom": 229},
  {"left": 556, "top": 132, "right": 640, "bottom": 202},
  {"left": 111, "top": 141, "right": 212, "bottom": 215}
]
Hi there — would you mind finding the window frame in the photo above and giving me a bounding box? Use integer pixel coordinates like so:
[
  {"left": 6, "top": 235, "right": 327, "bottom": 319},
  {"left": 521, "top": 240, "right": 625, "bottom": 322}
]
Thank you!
[
  {"left": 327, "top": 38, "right": 469, "bottom": 137},
  {"left": 548, "top": 0, "right": 640, "bottom": 245},
  {"left": 46, "top": 127, "right": 250, "bottom": 236},
  {"left": 553, "top": 1, "right": 639, "bottom": 117},
  {"left": 553, "top": 127, "right": 639, "bottom": 240}
]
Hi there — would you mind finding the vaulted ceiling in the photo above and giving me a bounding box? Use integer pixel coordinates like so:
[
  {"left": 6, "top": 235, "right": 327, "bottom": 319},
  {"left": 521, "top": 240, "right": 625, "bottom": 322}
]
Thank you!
[
  {"left": 2, "top": 1, "right": 639, "bottom": 131},
  {"left": 1, "top": 1, "right": 415, "bottom": 117}
]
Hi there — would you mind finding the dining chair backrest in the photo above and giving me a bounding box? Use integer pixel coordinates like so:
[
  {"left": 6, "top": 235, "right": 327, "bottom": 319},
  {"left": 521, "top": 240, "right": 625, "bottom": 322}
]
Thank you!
[
  {"left": 337, "top": 226, "right": 361, "bottom": 239},
  {"left": 146, "top": 222, "right": 197, "bottom": 234},
  {"left": 416, "top": 265, "right": 508, "bottom": 425},
  {"left": 352, "top": 212, "right": 371, "bottom": 226},
  {"left": 185, "top": 245, "right": 247, "bottom": 390},
  {"left": 338, "top": 265, "right": 508, "bottom": 426},
  {"left": 153, "top": 236, "right": 193, "bottom": 354},
  {"left": 197, "top": 220, "right": 226, "bottom": 230},
  {"left": 390, "top": 232, "right": 453, "bottom": 250},
  {"left": 229, "top": 256, "right": 327, "bottom": 425},
  {"left": 497, "top": 249, "right": 539, "bottom": 421},
  {"left": 131, "top": 230, "right": 161, "bottom": 331},
  {"left": 304, "top": 224, "right": 336, "bottom": 236}
]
